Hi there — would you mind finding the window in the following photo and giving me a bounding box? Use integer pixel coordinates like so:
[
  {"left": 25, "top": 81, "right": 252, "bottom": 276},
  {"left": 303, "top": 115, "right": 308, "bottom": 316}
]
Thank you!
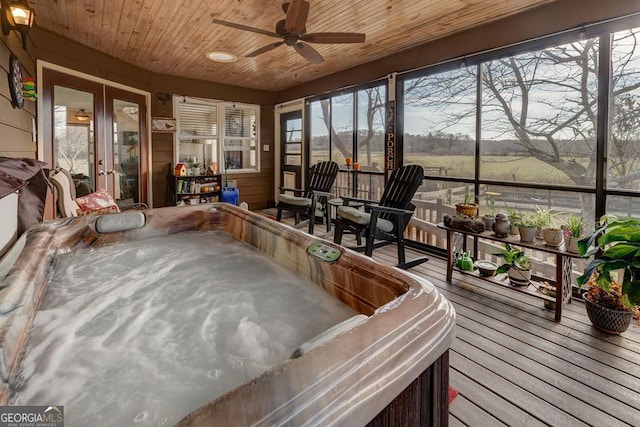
[
  {"left": 307, "top": 82, "right": 386, "bottom": 198},
  {"left": 176, "top": 97, "right": 260, "bottom": 173},
  {"left": 398, "top": 19, "right": 640, "bottom": 253},
  {"left": 403, "top": 67, "right": 477, "bottom": 179},
  {"left": 608, "top": 26, "right": 640, "bottom": 192},
  {"left": 480, "top": 39, "right": 598, "bottom": 187},
  {"left": 223, "top": 106, "right": 258, "bottom": 170}
]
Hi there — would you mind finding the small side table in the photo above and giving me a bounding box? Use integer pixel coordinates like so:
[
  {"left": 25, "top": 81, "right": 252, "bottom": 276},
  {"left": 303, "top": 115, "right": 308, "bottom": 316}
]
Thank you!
[{"left": 327, "top": 198, "right": 364, "bottom": 220}]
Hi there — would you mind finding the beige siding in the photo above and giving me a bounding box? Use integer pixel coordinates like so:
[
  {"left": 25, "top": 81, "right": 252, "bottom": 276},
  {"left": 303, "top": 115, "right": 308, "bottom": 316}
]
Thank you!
[{"left": 0, "top": 32, "right": 36, "bottom": 158}]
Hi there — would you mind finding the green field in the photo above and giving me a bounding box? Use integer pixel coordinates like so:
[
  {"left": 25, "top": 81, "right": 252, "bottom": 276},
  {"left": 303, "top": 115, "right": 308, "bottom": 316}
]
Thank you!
[{"left": 313, "top": 151, "right": 589, "bottom": 185}]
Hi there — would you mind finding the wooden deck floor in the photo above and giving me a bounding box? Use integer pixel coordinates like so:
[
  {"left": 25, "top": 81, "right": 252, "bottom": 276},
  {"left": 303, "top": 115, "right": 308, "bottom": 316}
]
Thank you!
[{"left": 287, "top": 219, "right": 640, "bottom": 427}]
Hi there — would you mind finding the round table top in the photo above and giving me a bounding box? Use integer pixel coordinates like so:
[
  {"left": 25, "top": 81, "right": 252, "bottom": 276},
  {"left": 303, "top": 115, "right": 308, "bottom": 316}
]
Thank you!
[{"left": 328, "top": 198, "right": 364, "bottom": 208}]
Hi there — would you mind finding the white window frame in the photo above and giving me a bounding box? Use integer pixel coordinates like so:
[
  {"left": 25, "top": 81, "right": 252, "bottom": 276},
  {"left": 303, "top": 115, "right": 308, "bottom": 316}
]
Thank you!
[{"left": 174, "top": 96, "right": 260, "bottom": 173}]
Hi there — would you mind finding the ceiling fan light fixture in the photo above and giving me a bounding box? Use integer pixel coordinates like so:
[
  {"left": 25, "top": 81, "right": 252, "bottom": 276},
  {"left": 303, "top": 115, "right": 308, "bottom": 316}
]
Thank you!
[
  {"left": 206, "top": 51, "right": 237, "bottom": 63},
  {"left": 211, "top": 0, "right": 365, "bottom": 65}
]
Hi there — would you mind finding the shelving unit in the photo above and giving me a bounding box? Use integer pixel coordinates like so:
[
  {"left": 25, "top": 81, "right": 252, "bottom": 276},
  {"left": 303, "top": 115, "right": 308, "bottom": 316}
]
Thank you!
[
  {"left": 171, "top": 174, "right": 222, "bottom": 205},
  {"left": 437, "top": 222, "right": 583, "bottom": 321}
]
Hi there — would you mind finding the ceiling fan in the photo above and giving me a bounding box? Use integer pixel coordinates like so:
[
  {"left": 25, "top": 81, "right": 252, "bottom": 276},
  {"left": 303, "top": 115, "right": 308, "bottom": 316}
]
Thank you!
[{"left": 212, "top": 0, "right": 366, "bottom": 64}]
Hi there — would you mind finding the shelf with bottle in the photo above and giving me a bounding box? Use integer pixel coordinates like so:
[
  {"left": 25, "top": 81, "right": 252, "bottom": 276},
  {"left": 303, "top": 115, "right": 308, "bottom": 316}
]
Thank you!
[{"left": 173, "top": 174, "right": 222, "bottom": 205}]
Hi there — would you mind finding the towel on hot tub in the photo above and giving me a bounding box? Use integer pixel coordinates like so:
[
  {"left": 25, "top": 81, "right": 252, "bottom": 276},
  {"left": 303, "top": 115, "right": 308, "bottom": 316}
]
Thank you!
[{"left": 0, "top": 157, "right": 50, "bottom": 236}]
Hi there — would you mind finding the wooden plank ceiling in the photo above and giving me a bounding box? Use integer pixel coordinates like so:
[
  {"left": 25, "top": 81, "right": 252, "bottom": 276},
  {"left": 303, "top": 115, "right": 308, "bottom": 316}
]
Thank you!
[{"left": 31, "top": 0, "right": 557, "bottom": 92}]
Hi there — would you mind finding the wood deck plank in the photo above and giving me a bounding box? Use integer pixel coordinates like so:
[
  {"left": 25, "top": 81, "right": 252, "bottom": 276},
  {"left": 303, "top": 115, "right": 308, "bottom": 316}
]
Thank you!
[
  {"left": 450, "top": 370, "right": 547, "bottom": 427},
  {"left": 450, "top": 351, "right": 588, "bottom": 426},
  {"left": 447, "top": 393, "right": 507, "bottom": 427}
]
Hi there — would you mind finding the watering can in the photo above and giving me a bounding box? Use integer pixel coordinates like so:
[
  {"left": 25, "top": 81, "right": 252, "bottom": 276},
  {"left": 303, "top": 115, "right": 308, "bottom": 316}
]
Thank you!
[{"left": 457, "top": 252, "right": 474, "bottom": 271}]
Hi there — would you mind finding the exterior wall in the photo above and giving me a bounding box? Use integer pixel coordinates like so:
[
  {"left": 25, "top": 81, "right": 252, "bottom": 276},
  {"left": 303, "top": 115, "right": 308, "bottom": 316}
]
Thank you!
[
  {"left": 275, "top": 0, "right": 640, "bottom": 102},
  {"left": 0, "top": 30, "right": 36, "bottom": 158},
  {"left": 32, "top": 27, "right": 276, "bottom": 210}
]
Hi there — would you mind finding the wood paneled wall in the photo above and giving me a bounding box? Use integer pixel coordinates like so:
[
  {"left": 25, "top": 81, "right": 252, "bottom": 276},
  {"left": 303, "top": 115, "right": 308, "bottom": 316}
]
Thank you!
[
  {"left": 0, "top": 31, "right": 36, "bottom": 159},
  {"left": 32, "top": 27, "right": 277, "bottom": 210}
]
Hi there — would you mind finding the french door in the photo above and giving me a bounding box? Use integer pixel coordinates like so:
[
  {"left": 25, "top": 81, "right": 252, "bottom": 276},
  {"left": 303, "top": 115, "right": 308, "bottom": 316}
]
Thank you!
[
  {"left": 280, "top": 110, "right": 303, "bottom": 190},
  {"left": 42, "top": 69, "right": 148, "bottom": 217}
]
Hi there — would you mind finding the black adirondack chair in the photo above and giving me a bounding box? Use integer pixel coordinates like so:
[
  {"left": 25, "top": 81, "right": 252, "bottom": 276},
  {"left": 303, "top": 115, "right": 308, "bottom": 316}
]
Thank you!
[
  {"left": 333, "top": 164, "right": 428, "bottom": 269},
  {"left": 276, "top": 161, "right": 339, "bottom": 234}
]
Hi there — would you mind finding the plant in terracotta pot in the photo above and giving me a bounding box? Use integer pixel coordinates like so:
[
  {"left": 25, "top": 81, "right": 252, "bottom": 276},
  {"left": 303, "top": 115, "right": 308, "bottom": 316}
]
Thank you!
[
  {"left": 455, "top": 193, "right": 478, "bottom": 218},
  {"left": 495, "top": 243, "right": 532, "bottom": 286},
  {"left": 577, "top": 215, "right": 640, "bottom": 334},
  {"left": 562, "top": 212, "right": 587, "bottom": 253}
]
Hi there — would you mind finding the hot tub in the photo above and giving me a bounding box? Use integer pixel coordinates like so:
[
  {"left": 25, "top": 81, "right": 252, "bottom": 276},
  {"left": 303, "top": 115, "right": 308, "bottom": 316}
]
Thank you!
[{"left": 0, "top": 204, "right": 455, "bottom": 426}]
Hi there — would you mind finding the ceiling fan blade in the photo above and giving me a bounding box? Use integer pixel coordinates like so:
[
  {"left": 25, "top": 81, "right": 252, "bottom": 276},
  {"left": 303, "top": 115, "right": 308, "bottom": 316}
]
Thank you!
[
  {"left": 303, "top": 32, "right": 366, "bottom": 44},
  {"left": 285, "top": 0, "right": 310, "bottom": 34},
  {"left": 246, "top": 42, "right": 285, "bottom": 57},
  {"left": 294, "top": 42, "right": 323, "bottom": 64},
  {"left": 213, "top": 19, "right": 281, "bottom": 39}
]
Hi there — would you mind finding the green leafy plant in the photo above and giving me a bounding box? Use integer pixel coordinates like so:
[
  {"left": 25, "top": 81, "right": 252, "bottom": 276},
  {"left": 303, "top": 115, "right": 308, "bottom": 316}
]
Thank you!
[
  {"left": 562, "top": 212, "right": 586, "bottom": 238},
  {"left": 485, "top": 195, "right": 496, "bottom": 216},
  {"left": 461, "top": 192, "right": 477, "bottom": 206},
  {"left": 495, "top": 243, "right": 532, "bottom": 273},
  {"left": 513, "top": 213, "right": 537, "bottom": 228},
  {"left": 577, "top": 215, "right": 640, "bottom": 309},
  {"left": 534, "top": 206, "right": 557, "bottom": 228}
]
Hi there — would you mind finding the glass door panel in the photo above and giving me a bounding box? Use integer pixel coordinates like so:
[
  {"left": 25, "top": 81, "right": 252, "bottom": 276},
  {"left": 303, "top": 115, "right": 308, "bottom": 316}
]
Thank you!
[
  {"left": 105, "top": 86, "right": 148, "bottom": 205},
  {"left": 281, "top": 111, "right": 303, "bottom": 190},
  {"left": 52, "top": 86, "right": 96, "bottom": 195},
  {"left": 112, "top": 99, "right": 141, "bottom": 203}
]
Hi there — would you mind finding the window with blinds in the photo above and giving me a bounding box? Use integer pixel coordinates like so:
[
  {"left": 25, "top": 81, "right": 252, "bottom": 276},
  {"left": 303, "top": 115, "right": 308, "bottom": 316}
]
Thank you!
[
  {"left": 175, "top": 97, "right": 260, "bottom": 173},
  {"left": 178, "top": 102, "right": 218, "bottom": 137},
  {"left": 223, "top": 106, "right": 258, "bottom": 170}
]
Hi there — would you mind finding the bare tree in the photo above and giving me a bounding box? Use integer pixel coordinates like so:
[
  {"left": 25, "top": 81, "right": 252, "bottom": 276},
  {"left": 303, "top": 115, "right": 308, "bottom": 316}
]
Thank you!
[
  {"left": 403, "top": 28, "right": 640, "bottom": 188},
  {"left": 316, "top": 86, "right": 385, "bottom": 164},
  {"left": 56, "top": 125, "right": 90, "bottom": 174}
]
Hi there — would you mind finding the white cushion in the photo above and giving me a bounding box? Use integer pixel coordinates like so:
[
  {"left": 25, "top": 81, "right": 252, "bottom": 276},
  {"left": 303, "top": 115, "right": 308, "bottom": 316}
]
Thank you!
[
  {"left": 50, "top": 170, "right": 80, "bottom": 217},
  {"left": 337, "top": 206, "right": 395, "bottom": 233},
  {"left": 279, "top": 193, "right": 312, "bottom": 207}
]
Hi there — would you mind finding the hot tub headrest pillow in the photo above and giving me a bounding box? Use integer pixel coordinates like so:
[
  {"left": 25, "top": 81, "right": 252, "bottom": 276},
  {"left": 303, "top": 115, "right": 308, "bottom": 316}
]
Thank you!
[
  {"left": 95, "top": 211, "right": 146, "bottom": 234},
  {"left": 289, "top": 314, "right": 368, "bottom": 359}
]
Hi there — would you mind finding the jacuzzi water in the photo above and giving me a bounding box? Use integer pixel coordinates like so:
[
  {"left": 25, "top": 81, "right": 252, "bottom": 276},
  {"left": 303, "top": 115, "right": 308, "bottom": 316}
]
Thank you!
[{"left": 11, "top": 230, "right": 357, "bottom": 426}]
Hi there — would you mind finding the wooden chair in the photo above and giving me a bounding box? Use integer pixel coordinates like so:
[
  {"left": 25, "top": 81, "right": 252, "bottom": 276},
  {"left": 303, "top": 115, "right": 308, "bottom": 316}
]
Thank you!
[
  {"left": 333, "top": 164, "right": 428, "bottom": 269},
  {"left": 276, "top": 161, "right": 339, "bottom": 234}
]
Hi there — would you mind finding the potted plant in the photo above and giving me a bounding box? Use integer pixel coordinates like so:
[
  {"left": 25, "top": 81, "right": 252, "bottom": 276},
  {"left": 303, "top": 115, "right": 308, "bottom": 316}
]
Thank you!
[
  {"left": 514, "top": 213, "right": 537, "bottom": 242},
  {"left": 506, "top": 206, "right": 521, "bottom": 235},
  {"left": 481, "top": 195, "right": 497, "bottom": 230},
  {"left": 539, "top": 209, "right": 563, "bottom": 247},
  {"left": 190, "top": 160, "right": 201, "bottom": 176},
  {"left": 534, "top": 206, "right": 562, "bottom": 245},
  {"left": 496, "top": 243, "right": 532, "bottom": 286},
  {"left": 577, "top": 215, "right": 640, "bottom": 334},
  {"left": 562, "top": 212, "right": 586, "bottom": 253},
  {"left": 455, "top": 192, "right": 478, "bottom": 217}
]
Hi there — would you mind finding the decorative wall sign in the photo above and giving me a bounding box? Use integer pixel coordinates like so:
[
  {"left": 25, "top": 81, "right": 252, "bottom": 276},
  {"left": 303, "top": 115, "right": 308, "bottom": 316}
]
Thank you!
[
  {"left": 151, "top": 117, "right": 176, "bottom": 132},
  {"left": 8, "top": 54, "right": 24, "bottom": 109},
  {"left": 385, "top": 100, "right": 396, "bottom": 172}
]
